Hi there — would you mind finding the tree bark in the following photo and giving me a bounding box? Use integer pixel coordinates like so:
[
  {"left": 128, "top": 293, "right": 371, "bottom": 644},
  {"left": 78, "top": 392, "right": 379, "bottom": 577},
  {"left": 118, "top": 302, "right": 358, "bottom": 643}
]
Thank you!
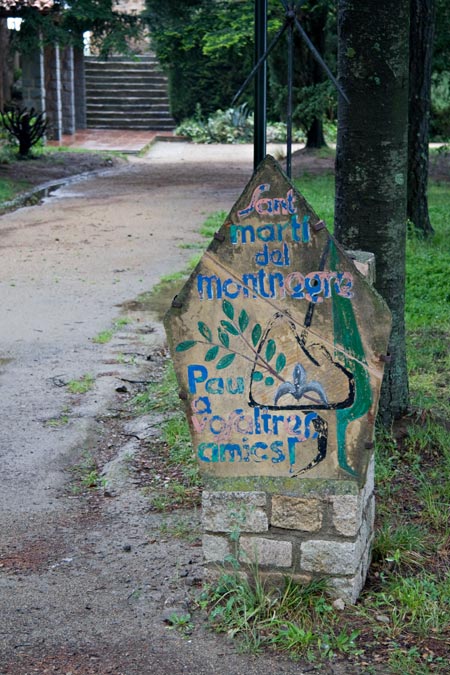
[
  {"left": 334, "top": 0, "right": 410, "bottom": 425},
  {"left": 407, "top": 0, "right": 435, "bottom": 237},
  {"left": 306, "top": 117, "right": 326, "bottom": 148},
  {"left": 0, "top": 19, "right": 10, "bottom": 112}
]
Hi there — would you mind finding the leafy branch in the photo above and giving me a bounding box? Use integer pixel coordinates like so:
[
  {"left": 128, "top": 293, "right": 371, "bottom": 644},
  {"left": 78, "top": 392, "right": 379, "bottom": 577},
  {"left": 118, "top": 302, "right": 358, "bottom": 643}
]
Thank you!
[{"left": 176, "top": 300, "right": 287, "bottom": 383}]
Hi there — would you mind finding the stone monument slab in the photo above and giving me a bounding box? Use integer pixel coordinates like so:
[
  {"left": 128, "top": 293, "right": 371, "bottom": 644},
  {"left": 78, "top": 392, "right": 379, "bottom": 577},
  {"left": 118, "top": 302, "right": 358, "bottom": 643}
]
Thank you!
[{"left": 164, "top": 156, "right": 391, "bottom": 486}]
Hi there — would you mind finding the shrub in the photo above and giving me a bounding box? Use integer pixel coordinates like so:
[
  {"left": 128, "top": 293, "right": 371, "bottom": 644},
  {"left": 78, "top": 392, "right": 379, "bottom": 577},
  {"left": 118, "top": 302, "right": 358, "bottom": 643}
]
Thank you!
[
  {"left": 176, "top": 106, "right": 305, "bottom": 145},
  {"left": 0, "top": 107, "right": 49, "bottom": 157}
]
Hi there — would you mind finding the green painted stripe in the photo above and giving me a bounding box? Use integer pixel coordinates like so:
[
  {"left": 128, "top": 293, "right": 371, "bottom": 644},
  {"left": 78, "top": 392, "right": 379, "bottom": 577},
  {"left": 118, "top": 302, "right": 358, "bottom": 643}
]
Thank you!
[{"left": 330, "top": 242, "right": 372, "bottom": 477}]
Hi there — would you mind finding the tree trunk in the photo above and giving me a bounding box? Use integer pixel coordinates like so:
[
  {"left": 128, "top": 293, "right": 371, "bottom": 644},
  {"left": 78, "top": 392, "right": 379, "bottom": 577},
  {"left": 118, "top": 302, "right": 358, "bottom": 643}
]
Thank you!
[
  {"left": 305, "top": 2, "right": 328, "bottom": 150},
  {"left": 407, "top": 0, "right": 435, "bottom": 237},
  {"left": 0, "top": 19, "right": 9, "bottom": 112},
  {"left": 334, "top": 0, "right": 410, "bottom": 425},
  {"left": 306, "top": 117, "right": 326, "bottom": 148}
]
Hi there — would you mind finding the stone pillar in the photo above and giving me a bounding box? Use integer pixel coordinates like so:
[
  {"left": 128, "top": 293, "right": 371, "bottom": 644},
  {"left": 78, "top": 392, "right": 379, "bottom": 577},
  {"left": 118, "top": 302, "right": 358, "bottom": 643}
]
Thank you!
[{"left": 60, "top": 45, "right": 75, "bottom": 135}]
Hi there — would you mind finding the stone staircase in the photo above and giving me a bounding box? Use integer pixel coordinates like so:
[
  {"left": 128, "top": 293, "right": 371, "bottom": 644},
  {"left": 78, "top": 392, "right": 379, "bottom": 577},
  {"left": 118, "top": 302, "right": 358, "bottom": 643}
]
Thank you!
[{"left": 84, "top": 54, "right": 175, "bottom": 131}]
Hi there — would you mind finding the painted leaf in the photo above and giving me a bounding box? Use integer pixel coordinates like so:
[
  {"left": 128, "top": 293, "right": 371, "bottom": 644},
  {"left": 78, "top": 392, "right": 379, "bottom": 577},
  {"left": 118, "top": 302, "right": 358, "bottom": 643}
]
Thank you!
[
  {"left": 222, "top": 299, "right": 234, "bottom": 320},
  {"left": 266, "top": 339, "right": 276, "bottom": 362},
  {"left": 198, "top": 321, "right": 212, "bottom": 342},
  {"left": 238, "top": 309, "right": 249, "bottom": 333},
  {"left": 205, "top": 345, "right": 219, "bottom": 362},
  {"left": 252, "top": 371, "right": 264, "bottom": 381},
  {"left": 218, "top": 329, "right": 230, "bottom": 348},
  {"left": 175, "top": 340, "right": 197, "bottom": 352},
  {"left": 275, "top": 353, "right": 286, "bottom": 373},
  {"left": 252, "top": 323, "right": 262, "bottom": 347},
  {"left": 216, "top": 353, "right": 236, "bottom": 370},
  {"left": 220, "top": 320, "right": 239, "bottom": 336}
]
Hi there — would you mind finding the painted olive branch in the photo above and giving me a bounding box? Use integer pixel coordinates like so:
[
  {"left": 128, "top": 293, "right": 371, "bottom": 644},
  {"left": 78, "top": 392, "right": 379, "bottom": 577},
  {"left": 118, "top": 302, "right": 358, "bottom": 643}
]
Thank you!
[
  {"left": 175, "top": 299, "right": 324, "bottom": 405},
  {"left": 176, "top": 299, "right": 286, "bottom": 382}
]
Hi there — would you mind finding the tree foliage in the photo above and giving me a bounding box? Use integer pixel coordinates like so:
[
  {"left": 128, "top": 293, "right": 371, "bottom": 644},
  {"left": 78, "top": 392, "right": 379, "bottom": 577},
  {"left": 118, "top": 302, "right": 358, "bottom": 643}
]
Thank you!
[
  {"left": 143, "top": 0, "right": 257, "bottom": 122},
  {"left": 9, "top": 0, "right": 143, "bottom": 57},
  {"left": 144, "top": 0, "right": 337, "bottom": 133},
  {"left": 430, "top": 0, "right": 450, "bottom": 139}
]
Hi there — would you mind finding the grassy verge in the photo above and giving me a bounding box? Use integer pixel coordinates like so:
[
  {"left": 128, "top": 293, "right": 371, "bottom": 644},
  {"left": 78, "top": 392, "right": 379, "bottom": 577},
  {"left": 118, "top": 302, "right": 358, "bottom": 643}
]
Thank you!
[
  {"left": 131, "top": 361, "right": 202, "bottom": 511},
  {"left": 0, "top": 176, "right": 31, "bottom": 203}
]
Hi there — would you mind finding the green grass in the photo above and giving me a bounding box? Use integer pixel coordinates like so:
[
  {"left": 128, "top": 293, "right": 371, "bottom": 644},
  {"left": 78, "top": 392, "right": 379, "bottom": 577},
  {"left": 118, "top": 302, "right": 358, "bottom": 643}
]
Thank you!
[
  {"left": 91, "top": 317, "right": 132, "bottom": 345},
  {"left": 294, "top": 173, "right": 336, "bottom": 228},
  {"left": 0, "top": 177, "right": 31, "bottom": 203},
  {"left": 67, "top": 373, "right": 95, "bottom": 394},
  {"left": 131, "top": 361, "right": 202, "bottom": 510}
]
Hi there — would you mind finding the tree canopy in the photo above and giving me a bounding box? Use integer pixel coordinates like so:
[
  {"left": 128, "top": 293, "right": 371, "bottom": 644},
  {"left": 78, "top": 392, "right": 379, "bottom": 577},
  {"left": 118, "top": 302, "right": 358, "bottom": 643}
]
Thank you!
[{"left": 4, "top": 0, "right": 143, "bottom": 57}]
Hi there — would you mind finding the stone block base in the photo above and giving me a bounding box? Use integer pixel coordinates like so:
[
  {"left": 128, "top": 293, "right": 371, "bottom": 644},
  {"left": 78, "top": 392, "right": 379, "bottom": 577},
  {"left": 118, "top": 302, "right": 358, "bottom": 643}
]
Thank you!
[{"left": 202, "top": 456, "right": 375, "bottom": 604}]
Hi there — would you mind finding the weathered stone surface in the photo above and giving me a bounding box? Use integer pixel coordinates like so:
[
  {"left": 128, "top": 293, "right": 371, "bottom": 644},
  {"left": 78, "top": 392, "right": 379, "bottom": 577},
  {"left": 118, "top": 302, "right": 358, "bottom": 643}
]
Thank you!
[
  {"left": 239, "top": 536, "right": 292, "bottom": 567},
  {"left": 300, "top": 540, "right": 359, "bottom": 575},
  {"left": 327, "top": 572, "right": 365, "bottom": 605},
  {"left": 330, "top": 495, "right": 360, "bottom": 536},
  {"left": 360, "top": 454, "right": 375, "bottom": 508},
  {"left": 165, "top": 156, "right": 392, "bottom": 483},
  {"left": 330, "top": 455, "right": 375, "bottom": 536},
  {"left": 271, "top": 495, "right": 323, "bottom": 532},
  {"left": 202, "top": 534, "right": 231, "bottom": 563},
  {"left": 328, "top": 532, "right": 373, "bottom": 604},
  {"left": 202, "top": 491, "right": 268, "bottom": 533}
]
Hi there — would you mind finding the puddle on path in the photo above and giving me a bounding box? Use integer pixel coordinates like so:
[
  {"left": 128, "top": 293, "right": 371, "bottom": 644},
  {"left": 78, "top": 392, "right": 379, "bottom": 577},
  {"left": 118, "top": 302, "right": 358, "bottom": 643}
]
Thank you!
[
  {"left": 0, "top": 183, "right": 64, "bottom": 215},
  {"left": 119, "top": 278, "right": 186, "bottom": 322}
]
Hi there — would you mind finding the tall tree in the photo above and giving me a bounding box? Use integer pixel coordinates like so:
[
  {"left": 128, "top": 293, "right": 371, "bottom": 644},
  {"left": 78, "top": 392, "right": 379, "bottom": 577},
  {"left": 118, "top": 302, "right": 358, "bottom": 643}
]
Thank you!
[
  {"left": 334, "top": 0, "right": 410, "bottom": 425},
  {"left": 407, "top": 0, "right": 435, "bottom": 237}
]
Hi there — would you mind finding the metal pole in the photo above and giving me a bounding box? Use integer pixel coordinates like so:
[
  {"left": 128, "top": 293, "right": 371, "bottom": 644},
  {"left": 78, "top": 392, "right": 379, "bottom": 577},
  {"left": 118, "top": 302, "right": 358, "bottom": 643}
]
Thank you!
[
  {"left": 254, "top": 0, "right": 267, "bottom": 171},
  {"left": 286, "top": 14, "right": 294, "bottom": 178}
]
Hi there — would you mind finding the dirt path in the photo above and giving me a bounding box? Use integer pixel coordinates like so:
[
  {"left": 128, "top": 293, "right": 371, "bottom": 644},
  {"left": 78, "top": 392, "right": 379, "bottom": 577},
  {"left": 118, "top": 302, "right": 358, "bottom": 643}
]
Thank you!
[{"left": 0, "top": 144, "right": 370, "bottom": 675}]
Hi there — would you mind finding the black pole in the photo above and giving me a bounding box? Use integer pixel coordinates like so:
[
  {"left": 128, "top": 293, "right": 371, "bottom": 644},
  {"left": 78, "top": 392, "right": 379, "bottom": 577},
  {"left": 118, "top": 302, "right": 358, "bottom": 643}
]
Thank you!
[
  {"left": 254, "top": 0, "right": 267, "bottom": 171},
  {"left": 286, "top": 13, "right": 294, "bottom": 178}
]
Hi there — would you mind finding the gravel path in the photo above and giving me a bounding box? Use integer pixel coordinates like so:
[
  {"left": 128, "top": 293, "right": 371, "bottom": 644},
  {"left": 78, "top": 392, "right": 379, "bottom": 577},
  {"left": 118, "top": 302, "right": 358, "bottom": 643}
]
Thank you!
[{"left": 0, "top": 143, "right": 365, "bottom": 675}]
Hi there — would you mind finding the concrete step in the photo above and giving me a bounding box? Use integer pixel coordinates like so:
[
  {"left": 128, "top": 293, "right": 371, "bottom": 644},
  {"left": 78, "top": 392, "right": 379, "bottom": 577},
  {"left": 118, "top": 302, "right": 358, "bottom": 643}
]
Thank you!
[
  {"left": 85, "top": 53, "right": 174, "bottom": 130},
  {"left": 85, "top": 68, "right": 166, "bottom": 78},
  {"left": 86, "top": 90, "right": 169, "bottom": 99},
  {"left": 87, "top": 100, "right": 171, "bottom": 109},
  {"left": 87, "top": 113, "right": 174, "bottom": 122},
  {"left": 85, "top": 120, "right": 175, "bottom": 130}
]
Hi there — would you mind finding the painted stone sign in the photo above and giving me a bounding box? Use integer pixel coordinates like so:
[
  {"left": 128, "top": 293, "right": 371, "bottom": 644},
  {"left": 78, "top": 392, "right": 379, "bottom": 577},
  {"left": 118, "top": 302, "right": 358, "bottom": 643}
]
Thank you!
[{"left": 164, "top": 156, "right": 391, "bottom": 484}]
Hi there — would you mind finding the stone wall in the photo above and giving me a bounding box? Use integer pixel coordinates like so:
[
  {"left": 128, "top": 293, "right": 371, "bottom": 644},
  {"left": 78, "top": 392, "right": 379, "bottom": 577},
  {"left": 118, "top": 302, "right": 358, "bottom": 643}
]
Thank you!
[
  {"left": 22, "top": 44, "right": 85, "bottom": 140},
  {"left": 202, "top": 456, "right": 375, "bottom": 604}
]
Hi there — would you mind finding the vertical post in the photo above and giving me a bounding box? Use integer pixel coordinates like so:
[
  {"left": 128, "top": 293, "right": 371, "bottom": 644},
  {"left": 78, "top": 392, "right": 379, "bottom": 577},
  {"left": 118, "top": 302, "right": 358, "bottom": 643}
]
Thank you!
[
  {"left": 39, "top": 35, "right": 46, "bottom": 142},
  {"left": 68, "top": 46, "right": 76, "bottom": 135},
  {"left": 254, "top": 0, "right": 267, "bottom": 171},
  {"left": 286, "top": 17, "right": 294, "bottom": 178},
  {"left": 55, "top": 43, "right": 63, "bottom": 142}
]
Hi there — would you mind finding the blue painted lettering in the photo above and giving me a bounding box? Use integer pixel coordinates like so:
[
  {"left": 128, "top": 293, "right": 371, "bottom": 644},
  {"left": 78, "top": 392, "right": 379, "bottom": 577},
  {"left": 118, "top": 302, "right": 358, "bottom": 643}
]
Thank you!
[
  {"left": 220, "top": 443, "right": 242, "bottom": 462},
  {"left": 270, "top": 440, "right": 285, "bottom": 463},
  {"left": 188, "top": 365, "right": 208, "bottom": 394},
  {"left": 198, "top": 442, "right": 218, "bottom": 462},
  {"left": 254, "top": 242, "right": 290, "bottom": 267}
]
